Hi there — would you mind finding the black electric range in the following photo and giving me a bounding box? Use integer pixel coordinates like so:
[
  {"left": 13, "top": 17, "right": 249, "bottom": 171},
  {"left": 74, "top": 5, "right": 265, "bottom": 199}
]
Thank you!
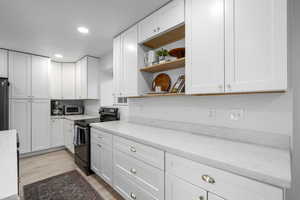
[{"left": 74, "top": 107, "right": 119, "bottom": 175}]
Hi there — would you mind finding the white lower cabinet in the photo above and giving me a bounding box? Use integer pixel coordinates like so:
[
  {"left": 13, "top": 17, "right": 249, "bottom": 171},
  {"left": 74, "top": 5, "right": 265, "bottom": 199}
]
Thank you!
[
  {"left": 166, "top": 174, "right": 207, "bottom": 200},
  {"left": 31, "top": 100, "right": 51, "bottom": 152},
  {"left": 9, "top": 99, "right": 31, "bottom": 154},
  {"left": 91, "top": 128, "right": 113, "bottom": 185},
  {"left": 166, "top": 153, "right": 283, "bottom": 200},
  {"left": 63, "top": 119, "right": 74, "bottom": 153},
  {"left": 50, "top": 118, "right": 64, "bottom": 148}
]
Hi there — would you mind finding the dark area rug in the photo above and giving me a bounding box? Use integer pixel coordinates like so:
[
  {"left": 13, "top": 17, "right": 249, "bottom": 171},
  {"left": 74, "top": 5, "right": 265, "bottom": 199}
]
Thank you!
[{"left": 23, "top": 170, "right": 103, "bottom": 200}]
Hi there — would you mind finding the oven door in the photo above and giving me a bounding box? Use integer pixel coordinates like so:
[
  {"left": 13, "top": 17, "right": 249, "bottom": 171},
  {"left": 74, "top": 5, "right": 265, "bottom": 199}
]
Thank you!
[{"left": 74, "top": 125, "right": 89, "bottom": 164}]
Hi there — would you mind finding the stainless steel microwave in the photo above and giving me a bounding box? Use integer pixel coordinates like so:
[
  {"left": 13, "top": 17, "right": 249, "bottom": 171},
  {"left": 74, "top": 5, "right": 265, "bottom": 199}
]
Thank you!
[{"left": 64, "top": 105, "right": 83, "bottom": 115}]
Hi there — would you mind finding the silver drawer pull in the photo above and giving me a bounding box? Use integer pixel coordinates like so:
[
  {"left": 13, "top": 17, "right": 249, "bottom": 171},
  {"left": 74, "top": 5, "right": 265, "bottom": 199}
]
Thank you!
[
  {"left": 202, "top": 175, "right": 215, "bottom": 184},
  {"left": 199, "top": 196, "right": 205, "bottom": 200},
  {"left": 130, "top": 168, "right": 137, "bottom": 174},
  {"left": 98, "top": 136, "right": 103, "bottom": 139},
  {"left": 97, "top": 144, "right": 102, "bottom": 148},
  {"left": 130, "top": 146, "right": 136, "bottom": 153},
  {"left": 130, "top": 192, "right": 137, "bottom": 199}
]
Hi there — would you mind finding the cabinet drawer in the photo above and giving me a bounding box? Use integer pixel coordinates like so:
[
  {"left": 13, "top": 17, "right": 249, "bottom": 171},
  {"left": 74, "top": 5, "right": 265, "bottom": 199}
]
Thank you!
[
  {"left": 114, "top": 136, "right": 164, "bottom": 170},
  {"left": 114, "top": 150, "right": 164, "bottom": 199},
  {"left": 114, "top": 164, "right": 158, "bottom": 200},
  {"left": 166, "top": 153, "right": 283, "bottom": 200},
  {"left": 91, "top": 128, "right": 112, "bottom": 146}
]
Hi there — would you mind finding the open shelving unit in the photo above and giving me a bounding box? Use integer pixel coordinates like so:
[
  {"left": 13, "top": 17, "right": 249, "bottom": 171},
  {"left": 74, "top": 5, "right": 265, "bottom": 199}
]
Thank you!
[{"left": 140, "top": 57, "right": 185, "bottom": 73}]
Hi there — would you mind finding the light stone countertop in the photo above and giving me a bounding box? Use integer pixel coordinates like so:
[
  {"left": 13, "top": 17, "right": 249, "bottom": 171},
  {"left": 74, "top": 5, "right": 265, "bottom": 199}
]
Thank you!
[
  {"left": 0, "top": 130, "right": 18, "bottom": 200},
  {"left": 90, "top": 121, "right": 291, "bottom": 189},
  {"left": 51, "top": 115, "right": 99, "bottom": 121}
]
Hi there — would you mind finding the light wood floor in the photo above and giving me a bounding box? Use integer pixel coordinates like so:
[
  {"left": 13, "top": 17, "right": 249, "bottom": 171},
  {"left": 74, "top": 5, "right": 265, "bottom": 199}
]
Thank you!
[{"left": 19, "top": 150, "right": 123, "bottom": 200}]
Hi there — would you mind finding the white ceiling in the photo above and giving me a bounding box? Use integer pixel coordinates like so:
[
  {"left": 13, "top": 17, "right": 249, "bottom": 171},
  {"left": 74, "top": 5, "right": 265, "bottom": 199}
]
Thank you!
[{"left": 0, "top": 0, "right": 169, "bottom": 62}]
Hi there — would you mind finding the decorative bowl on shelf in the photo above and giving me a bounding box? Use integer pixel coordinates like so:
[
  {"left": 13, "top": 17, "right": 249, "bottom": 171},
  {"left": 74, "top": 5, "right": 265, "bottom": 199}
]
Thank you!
[
  {"left": 168, "top": 48, "right": 185, "bottom": 59},
  {"left": 152, "top": 73, "right": 171, "bottom": 92}
]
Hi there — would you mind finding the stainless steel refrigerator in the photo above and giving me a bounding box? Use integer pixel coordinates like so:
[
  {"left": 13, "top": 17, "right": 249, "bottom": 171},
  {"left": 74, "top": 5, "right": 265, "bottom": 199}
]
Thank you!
[{"left": 0, "top": 78, "right": 9, "bottom": 130}]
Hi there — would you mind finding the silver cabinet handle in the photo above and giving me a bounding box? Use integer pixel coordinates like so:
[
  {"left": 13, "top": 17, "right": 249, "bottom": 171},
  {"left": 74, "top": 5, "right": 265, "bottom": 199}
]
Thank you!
[
  {"left": 199, "top": 196, "right": 205, "bottom": 200},
  {"left": 227, "top": 84, "right": 231, "bottom": 89},
  {"left": 98, "top": 136, "right": 103, "bottom": 139},
  {"left": 130, "top": 168, "right": 137, "bottom": 174},
  {"left": 153, "top": 29, "right": 157, "bottom": 33},
  {"left": 130, "top": 146, "right": 136, "bottom": 153},
  {"left": 202, "top": 175, "right": 215, "bottom": 184},
  {"left": 97, "top": 144, "right": 102, "bottom": 148},
  {"left": 157, "top": 27, "right": 160, "bottom": 32},
  {"left": 130, "top": 192, "right": 137, "bottom": 200}
]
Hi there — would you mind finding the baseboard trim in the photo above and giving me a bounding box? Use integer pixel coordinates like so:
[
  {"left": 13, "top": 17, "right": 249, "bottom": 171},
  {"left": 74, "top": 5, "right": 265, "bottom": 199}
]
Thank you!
[{"left": 20, "top": 146, "right": 66, "bottom": 158}]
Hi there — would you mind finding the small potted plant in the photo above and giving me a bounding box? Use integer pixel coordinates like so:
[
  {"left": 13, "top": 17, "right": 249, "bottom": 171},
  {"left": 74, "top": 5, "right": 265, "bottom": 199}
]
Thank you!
[{"left": 156, "top": 48, "right": 169, "bottom": 63}]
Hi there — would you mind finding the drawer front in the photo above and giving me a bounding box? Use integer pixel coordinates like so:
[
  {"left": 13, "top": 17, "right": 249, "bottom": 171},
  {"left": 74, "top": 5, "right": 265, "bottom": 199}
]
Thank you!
[
  {"left": 166, "top": 153, "right": 283, "bottom": 200},
  {"left": 91, "top": 128, "right": 112, "bottom": 146},
  {"left": 114, "top": 164, "right": 158, "bottom": 200},
  {"left": 114, "top": 150, "right": 164, "bottom": 199},
  {"left": 114, "top": 136, "right": 164, "bottom": 170}
]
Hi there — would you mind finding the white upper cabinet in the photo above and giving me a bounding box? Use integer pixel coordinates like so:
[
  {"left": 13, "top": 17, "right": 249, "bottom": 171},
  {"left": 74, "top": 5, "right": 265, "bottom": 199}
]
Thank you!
[
  {"left": 224, "top": 0, "right": 287, "bottom": 92},
  {"left": 138, "top": 0, "right": 184, "bottom": 43},
  {"left": 156, "top": 0, "right": 185, "bottom": 33},
  {"left": 31, "top": 100, "right": 51, "bottom": 152},
  {"left": 62, "top": 63, "right": 76, "bottom": 99},
  {"left": 186, "top": 0, "right": 287, "bottom": 94},
  {"left": 9, "top": 51, "right": 31, "bottom": 98},
  {"left": 0, "top": 49, "right": 8, "bottom": 78},
  {"left": 49, "top": 62, "right": 62, "bottom": 99},
  {"left": 31, "top": 56, "right": 50, "bottom": 99},
  {"left": 76, "top": 56, "right": 99, "bottom": 99},
  {"left": 138, "top": 13, "right": 158, "bottom": 43},
  {"left": 122, "top": 25, "right": 139, "bottom": 97},
  {"left": 87, "top": 57, "right": 99, "bottom": 99},
  {"left": 113, "top": 36, "right": 123, "bottom": 98},
  {"left": 9, "top": 99, "right": 31, "bottom": 154},
  {"left": 185, "top": 0, "right": 225, "bottom": 94}
]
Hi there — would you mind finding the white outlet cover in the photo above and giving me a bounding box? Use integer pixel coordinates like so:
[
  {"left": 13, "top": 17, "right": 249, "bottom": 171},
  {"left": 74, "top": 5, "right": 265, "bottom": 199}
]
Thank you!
[{"left": 229, "top": 109, "right": 244, "bottom": 121}]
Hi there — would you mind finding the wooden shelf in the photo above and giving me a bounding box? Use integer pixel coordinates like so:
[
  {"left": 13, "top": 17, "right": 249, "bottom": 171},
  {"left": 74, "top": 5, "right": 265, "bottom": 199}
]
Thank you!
[
  {"left": 129, "top": 93, "right": 186, "bottom": 98},
  {"left": 128, "top": 90, "right": 286, "bottom": 98},
  {"left": 140, "top": 58, "right": 185, "bottom": 73},
  {"left": 143, "top": 25, "right": 185, "bottom": 49}
]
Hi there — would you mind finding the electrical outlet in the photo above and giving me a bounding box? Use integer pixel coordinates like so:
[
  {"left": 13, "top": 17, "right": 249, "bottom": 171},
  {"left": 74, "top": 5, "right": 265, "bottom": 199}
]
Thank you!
[
  {"left": 229, "top": 109, "right": 244, "bottom": 121},
  {"left": 208, "top": 108, "right": 216, "bottom": 119}
]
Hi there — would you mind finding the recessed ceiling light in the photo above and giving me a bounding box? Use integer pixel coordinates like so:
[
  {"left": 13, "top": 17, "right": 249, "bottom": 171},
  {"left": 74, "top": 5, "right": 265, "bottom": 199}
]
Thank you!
[
  {"left": 77, "top": 26, "right": 89, "bottom": 34},
  {"left": 54, "top": 54, "right": 63, "bottom": 58}
]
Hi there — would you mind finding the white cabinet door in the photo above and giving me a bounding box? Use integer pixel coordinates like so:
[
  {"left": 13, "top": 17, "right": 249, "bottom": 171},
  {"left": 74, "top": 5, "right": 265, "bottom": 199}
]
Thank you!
[
  {"left": 122, "top": 25, "right": 138, "bottom": 97},
  {"left": 208, "top": 193, "right": 224, "bottom": 200},
  {"left": 185, "top": 0, "right": 225, "bottom": 94},
  {"left": 91, "top": 139, "right": 100, "bottom": 175},
  {"left": 225, "top": 0, "right": 287, "bottom": 92},
  {"left": 113, "top": 36, "right": 123, "bottom": 98},
  {"left": 31, "top": 100, "right": 50, "bottom": 151},
  {"left": 75, "top": 60, "right": 82, "bottom": 99},
  {"left": 138, "top": 13, "right": 158, "bottom": 43},
  {"left": 157, "top": 0, "right": 184, "bottom": 33},
  {"left": 50, "top": 118, "right": 64, "bottom": 148},
  {"left": 9, "top": 51, "right": 31, "bottom": 98},
  {"left": 31, "top": 56, "right": 50, "bottom": 99},
  {"left": 166, "top": 174, "right": 207, "bottom": 200},
  {"left": 62, "top": 63, "right": 76, "bottom": 99},
  {"left": 87, "top": 57, "right": 99, "bottom": 99},
  {"left": 100, "top": 144, "right": 113, "bottom": 185},
  {"left": 0, "top": 49, "right": 8, "bottom": 78},
  {"left": 9, "top": 99, "right": 31, "bottom": 154},
  {"left": 49, "top": 62, "right": 62, "bottom": 99}
]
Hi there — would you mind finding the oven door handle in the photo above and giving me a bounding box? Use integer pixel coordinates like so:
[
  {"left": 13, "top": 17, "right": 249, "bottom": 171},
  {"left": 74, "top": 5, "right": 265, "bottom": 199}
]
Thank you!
[{"left": 73, "top": 125, "right": 89, "bottom": 146}]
